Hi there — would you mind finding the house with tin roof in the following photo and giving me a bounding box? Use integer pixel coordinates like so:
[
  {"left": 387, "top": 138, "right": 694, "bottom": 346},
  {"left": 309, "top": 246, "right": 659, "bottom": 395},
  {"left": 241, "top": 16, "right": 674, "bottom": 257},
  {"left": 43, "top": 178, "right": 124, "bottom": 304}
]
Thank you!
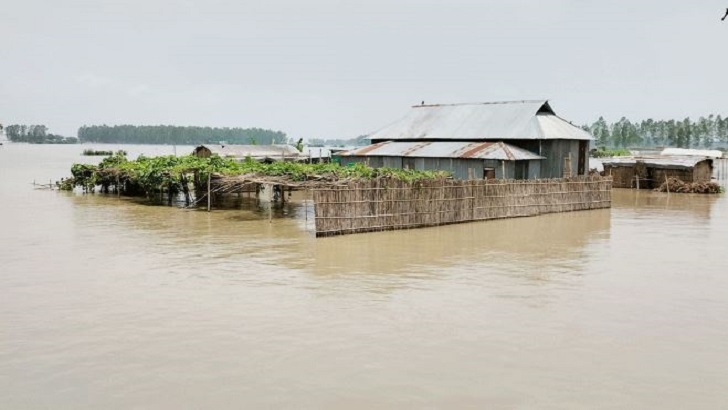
[{"left": 340, "top": 100, "right": 593, "bottom": 179}]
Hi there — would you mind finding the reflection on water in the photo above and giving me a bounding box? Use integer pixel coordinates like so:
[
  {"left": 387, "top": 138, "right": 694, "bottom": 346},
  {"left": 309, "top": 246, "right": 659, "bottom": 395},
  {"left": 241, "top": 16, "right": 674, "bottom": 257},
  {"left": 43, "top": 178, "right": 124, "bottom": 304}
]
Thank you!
[
  {"left": 2, "top": 143, "right": 728, "bottom": 409},
  {"left": 310, "top": 209, "right": 611, "bottom": 275},
  {"left": 612, "top": 188, "right": 719, "bottom": 220},
  {"left": 82, "top": 188, "right": 612, "bottom": 280}
]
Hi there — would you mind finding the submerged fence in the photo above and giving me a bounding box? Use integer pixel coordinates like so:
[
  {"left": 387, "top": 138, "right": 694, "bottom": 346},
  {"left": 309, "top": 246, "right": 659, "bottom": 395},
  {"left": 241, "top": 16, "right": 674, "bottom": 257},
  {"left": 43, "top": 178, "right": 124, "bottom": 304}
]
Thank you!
[{"left": 313, "top": 175, "right": 612, "bottom": 237}]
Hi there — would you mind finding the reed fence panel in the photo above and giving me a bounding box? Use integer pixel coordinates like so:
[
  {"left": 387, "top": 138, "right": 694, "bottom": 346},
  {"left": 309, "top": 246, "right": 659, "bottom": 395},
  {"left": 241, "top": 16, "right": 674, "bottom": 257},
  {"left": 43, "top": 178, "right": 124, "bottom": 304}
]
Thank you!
[{"left": 313, "top": 175, "right": 612, "bottom": 237}]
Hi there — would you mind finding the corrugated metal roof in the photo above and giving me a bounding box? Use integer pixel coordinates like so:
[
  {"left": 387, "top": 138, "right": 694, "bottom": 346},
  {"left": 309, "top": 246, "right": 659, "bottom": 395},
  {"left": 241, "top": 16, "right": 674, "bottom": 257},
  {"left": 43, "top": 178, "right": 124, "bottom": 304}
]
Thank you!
[
  {"left": 536, "top": 114, "right": 593, "bottom": 141},
  {"left": 368, "top": 100, "right": 592, "bottom": 141},
  {"left": 660, "top": 148, "right": 723, "bottom": 158},
  {"left": 195, "top": 144, "right": 303, "bottom": 159},
  {"left": 340, "top": 141, "right": 544, "bottom": 161},
  {"left": 601, "top": 156, "right": 712, "bottom": 170}
]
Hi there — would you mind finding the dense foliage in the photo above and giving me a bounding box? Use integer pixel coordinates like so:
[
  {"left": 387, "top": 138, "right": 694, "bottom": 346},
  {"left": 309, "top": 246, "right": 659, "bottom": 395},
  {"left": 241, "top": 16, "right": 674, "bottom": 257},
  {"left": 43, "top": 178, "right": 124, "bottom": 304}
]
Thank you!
[
  {"left": 584, "top": 115, "right": 728, "bottom": 148},
  {"left": 61, "top": 153, "right": 451, "bottom": 198},
  {"left": 4, "top": 124, "right": 77, "bottom": 144},
  {"left": 77, "top": 125, "right": 287, "bottom": 145},
  {"left": 589, "top": 147, "right": 631, "bottom": 158}
]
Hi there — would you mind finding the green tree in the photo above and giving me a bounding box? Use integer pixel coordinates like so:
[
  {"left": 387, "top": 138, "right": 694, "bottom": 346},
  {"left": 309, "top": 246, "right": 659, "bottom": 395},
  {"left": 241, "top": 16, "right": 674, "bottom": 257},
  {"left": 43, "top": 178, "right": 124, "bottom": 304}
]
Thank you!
[
  {"left": 78, "top": 125, "right": 286, "bottom": 145},
  {"left": 590, "top": 117, "right": 611, "bottom": 147}
]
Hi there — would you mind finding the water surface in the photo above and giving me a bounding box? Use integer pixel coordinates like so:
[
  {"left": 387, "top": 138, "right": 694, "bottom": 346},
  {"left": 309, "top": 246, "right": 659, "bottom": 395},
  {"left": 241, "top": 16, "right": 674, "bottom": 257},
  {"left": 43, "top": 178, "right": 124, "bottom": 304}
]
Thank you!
[{"left": 1, "top": 144, "right": 727, "bottom": 409}]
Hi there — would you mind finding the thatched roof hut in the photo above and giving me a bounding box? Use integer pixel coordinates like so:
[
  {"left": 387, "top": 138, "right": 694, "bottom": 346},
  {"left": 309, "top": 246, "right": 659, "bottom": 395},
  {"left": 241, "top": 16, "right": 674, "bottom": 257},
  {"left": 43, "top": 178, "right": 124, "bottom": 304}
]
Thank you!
[{"left": 601, "top": 156, "right": 713, "bottom": 189}]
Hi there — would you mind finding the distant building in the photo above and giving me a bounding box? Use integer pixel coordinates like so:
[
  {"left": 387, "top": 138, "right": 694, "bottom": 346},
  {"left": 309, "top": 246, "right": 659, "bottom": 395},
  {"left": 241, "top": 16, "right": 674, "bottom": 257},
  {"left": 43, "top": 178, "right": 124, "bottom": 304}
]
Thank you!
[
  {"left": 660, "top": 148, "right": 723, "bottom": 158},
  {"left": 340, "top": 100, "right": 593, "bottom": 179},
  {"left": 193, "top": 144, "right": 305, "bottom": 162}
]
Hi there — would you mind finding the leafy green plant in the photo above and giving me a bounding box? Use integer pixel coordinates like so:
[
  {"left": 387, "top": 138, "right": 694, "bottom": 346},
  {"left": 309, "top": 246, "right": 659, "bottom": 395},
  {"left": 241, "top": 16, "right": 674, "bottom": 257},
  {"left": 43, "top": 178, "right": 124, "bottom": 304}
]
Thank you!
[
  {"left": 62, "top": 154, "right": 451, "bottom": 198},
  {"left": 590, "top": 147, "right": 631, "bottom": 158}
]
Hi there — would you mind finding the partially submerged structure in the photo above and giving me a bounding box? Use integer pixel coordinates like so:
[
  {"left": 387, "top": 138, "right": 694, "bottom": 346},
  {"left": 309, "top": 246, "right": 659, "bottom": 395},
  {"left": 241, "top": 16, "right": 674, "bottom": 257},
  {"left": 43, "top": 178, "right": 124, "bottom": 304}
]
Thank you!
[
  {"left": 601, "top": 157, "right": 713, "bottom": 189},
  {"left": 660, "top": 148, "right": 723, "bottom": 158},
  {"left": 341, "top": 100, "right": 593, "bottom": 179},
  {"left": 193, "top": 144, "right": 305, "bottom": 162},
  {"left": 209, "top": 173, "right": 612, "bottom": 237}
]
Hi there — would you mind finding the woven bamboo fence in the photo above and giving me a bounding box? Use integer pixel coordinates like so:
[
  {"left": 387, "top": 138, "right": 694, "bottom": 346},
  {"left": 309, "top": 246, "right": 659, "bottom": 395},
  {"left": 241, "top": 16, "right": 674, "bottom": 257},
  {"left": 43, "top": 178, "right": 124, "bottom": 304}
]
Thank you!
[{"left": 313, "top": 175, "right": 612, "bottom": 237}]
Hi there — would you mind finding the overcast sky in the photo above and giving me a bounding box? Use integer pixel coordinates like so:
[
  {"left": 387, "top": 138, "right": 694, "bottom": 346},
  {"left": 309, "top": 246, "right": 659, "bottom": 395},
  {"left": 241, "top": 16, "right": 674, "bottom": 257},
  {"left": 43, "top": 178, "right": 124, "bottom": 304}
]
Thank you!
[{"left": 1, "top": 0, "right": 727, "bottom": 139}]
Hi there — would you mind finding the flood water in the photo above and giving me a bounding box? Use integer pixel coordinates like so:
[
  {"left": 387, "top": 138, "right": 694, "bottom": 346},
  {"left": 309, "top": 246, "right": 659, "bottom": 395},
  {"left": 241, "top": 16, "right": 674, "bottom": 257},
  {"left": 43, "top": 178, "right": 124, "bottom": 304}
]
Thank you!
[{"left": 1, "top": 144, "right": 727, "bottom": 409}]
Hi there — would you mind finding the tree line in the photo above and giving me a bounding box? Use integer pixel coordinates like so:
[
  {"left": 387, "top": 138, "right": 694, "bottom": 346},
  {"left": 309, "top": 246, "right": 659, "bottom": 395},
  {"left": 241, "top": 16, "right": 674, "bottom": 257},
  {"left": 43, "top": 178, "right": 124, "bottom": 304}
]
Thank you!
[
  {"left": 4, "top": 124, "right": 78, "bottom": 144},
  {"left": 584, "top": 115, "right": 728, "bottom": 149},
  {"left": 4, "top": 115, "right": 728, "bottom": 148},
  {"left": 77, "top": 125, "right": 287, "bottom": 145}
]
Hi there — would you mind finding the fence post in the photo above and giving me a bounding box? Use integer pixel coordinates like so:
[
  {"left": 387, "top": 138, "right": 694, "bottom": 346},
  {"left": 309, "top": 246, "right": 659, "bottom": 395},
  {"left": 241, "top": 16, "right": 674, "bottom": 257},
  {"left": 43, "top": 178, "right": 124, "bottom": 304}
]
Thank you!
[
  {"left": 564, "top": 153, "right": 572, "bottom": 178},
  {"left": 665, "top": 174, "right": 669, "bottom": 194}
]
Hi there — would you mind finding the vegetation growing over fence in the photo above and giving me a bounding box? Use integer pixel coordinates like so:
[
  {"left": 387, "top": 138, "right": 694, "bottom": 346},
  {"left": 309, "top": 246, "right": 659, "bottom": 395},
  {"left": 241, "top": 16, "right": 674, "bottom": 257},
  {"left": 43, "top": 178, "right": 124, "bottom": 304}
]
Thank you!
[{"left": 60, "top": 153, "right": 450, "bottom": 198}]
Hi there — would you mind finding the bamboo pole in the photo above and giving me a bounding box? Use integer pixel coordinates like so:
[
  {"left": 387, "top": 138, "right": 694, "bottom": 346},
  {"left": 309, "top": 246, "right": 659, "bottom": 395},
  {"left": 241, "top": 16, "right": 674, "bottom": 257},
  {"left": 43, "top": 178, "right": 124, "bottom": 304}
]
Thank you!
[
  {"left": 665, "top": 174, "right": 669, "bottom": 194},
  {"left": 269, "top": 184, "right": 273, "bottom": 223},
  {"left": 207, "top": 173, "right": 211, "bottom": 212}
]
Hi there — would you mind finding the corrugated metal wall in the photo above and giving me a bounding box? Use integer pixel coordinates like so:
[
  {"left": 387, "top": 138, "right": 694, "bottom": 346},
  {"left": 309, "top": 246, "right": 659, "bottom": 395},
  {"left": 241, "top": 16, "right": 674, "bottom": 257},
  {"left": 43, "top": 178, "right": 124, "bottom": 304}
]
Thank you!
[
  {"left": 340, "top": 157, "right": 385, "bottom": 168},
  {"left": 539, "top": 140, "right": 581, "bottom": 178},
  {"left": 483, "top": 159, "right": 515, "bottom": 179},
  {"left": 528, "top": 160, "right": 541, "bottom": 179},
  {"left": 449, "top": 159, "right": 483, "bottom": 179},
  {"left": 342, "top": 156, "right": 486, "bottom": 179},
  {"left": 342, "top": 156, "right": 545, "bottom": 180},
  {"left": 489, "top": 139, "right": 583, "bottom": 178},
  {"left": 383, "top": 157, "right": 402, "bottom": 168}
]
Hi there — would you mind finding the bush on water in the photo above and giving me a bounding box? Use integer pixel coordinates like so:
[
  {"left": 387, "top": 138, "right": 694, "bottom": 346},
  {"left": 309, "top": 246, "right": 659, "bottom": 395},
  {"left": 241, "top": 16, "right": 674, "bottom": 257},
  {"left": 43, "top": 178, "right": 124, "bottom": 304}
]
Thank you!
[{"left": 61, "top": 152, "right": 451, "bottom": 197}]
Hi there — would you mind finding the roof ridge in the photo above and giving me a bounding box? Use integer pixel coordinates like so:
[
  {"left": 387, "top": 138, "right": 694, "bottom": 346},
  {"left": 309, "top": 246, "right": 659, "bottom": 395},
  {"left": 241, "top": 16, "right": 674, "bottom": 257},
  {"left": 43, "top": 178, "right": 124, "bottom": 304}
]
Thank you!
[{"left": 412, "top": 100, "right": 548, "bottom": 108}]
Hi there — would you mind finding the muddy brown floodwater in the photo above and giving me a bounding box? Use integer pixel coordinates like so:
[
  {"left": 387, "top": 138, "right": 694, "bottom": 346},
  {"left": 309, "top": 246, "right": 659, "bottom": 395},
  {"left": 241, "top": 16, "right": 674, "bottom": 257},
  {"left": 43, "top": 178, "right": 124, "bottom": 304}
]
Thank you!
[{"left": 1, "top": 144, "right": 727, "bottom": 409}]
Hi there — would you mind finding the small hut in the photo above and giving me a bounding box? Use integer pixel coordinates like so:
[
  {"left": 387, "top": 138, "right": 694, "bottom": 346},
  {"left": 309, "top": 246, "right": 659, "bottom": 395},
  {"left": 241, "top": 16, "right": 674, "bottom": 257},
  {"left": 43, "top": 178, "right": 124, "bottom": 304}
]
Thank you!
[
  {"left": 193, "top": 144, "right": 305, "bottom": 162},
  {"left": 660, "top": 148, "right": 723, "bottom": 158},
  {"left": 601, "top": 157, "right": 713, "bottom": 189}
]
